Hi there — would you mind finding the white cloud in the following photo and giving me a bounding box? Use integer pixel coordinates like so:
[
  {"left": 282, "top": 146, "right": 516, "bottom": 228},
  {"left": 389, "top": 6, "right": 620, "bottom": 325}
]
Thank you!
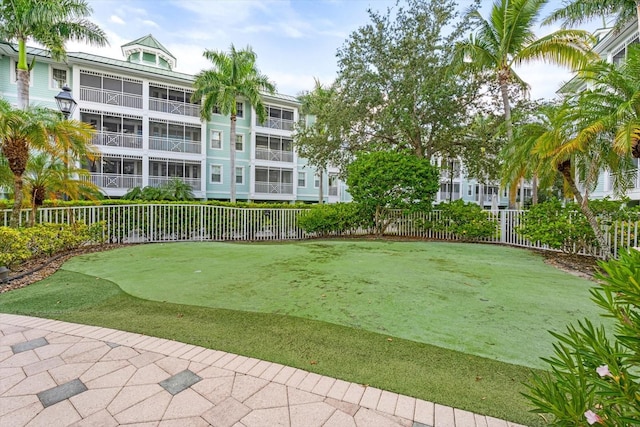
[
  {"left": 109, "top": 15, "right": 125, "bottom": 25},
  {"left": 142, "top": 19, "right": 159, "bottom": 28}
]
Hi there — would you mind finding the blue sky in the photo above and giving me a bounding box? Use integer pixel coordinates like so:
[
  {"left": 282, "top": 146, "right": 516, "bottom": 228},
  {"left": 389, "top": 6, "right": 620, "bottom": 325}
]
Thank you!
[{"left": 69, "top": 0, "right": 599, "bottom": 100}]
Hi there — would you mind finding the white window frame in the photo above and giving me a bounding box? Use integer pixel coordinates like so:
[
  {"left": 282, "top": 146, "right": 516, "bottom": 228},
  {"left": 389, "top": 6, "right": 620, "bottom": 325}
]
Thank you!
[
  {"left": 236, "top": 101, "right": 244, "bottom": 118},
  {"left": 314, "top": 174, "right": 320, "bottom": 189},
  {"left": 298, "top": 171, "right": 306, "bottom": 187},
  {"left": 50, "top": 66, "right": 68, "bottom": 90},
  {"left": 210, "top": 130, "right": 223, "bottom": 150},
  {"left": 210, "top": 164, "right": 223, "bottom": 184},
  {"left": 235, "top": 166, "right": 244, "bottom": 185},
  {"left": 11, "top": 59, "right": 34, "bottom": 86},
  {"left": 235, "top": 134, "right": 244, "bottom": 151}
]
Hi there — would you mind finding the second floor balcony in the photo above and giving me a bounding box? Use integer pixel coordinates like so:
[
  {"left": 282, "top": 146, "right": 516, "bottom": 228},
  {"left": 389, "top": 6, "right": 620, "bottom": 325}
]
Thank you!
[
  {"left": 258, "top": 117, "right": 294, "bottom": 131},
  {"left": 149, "top": 136, "right": 201, "bottom": 154},
  {"left": 149, "top": 97, "right": 200, "bottom": 118},
  {"left": 255, "top": 147, "right": 293, "bottom": 163},
  {"left": 92, "top": 130, "right": 142, "bottom": 149}
]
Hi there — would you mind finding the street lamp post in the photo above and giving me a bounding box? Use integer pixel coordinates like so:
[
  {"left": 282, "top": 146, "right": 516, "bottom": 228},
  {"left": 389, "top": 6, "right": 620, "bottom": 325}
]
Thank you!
[{"left": 55, "top": 85, "right": 78, "bottom": 201}]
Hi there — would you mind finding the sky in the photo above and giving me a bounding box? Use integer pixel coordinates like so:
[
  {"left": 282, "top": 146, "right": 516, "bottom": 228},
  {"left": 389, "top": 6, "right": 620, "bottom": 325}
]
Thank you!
[{"left": 65, "top": 0, "right": 600, "bottom": 101}]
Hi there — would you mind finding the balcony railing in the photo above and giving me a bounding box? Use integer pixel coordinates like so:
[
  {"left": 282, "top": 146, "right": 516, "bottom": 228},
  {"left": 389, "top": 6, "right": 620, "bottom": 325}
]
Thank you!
[
  {"left": 438, "top": 192, "right": 461, "bottom": 201},
  {"left": 328, "top": 187, "right": 338, "bottom": 196},
  {"left": 88, "top": 173, "right": 142, "bottom": 189},
  {"left": 80, "top": 86, "right": 142, "bottom": 109},
  {"left": 149, "top": 136, "right": 201, "bottom": 154},
  {"left": 258, "top": 117, "right": 294, "bottom": 131},
  {"left": 254, "top": 181, "right": 293, "bottom": 194},
  {"left": 149, "top": 97, "right": 200, "bottom": 117},
  {"left": 255, "top": 147, "right": 294, "bottom": 163},
  {"left": 149, "top": 176, "right": 201, "bottom": 190},
  {"left": 91, "top": 131, "right": 142, "bottom": 149}
]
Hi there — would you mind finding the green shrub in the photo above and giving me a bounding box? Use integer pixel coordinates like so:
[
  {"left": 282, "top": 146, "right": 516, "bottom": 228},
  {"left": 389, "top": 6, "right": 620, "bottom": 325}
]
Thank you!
[
  {"left": 524, "top": 249, "right": 640, "bottom": 425},
  {"left": 517, "top": 200, "right": 596, "bottom": 254},
  {"left": 0, "top": 227, "right": 30, "bottom": 267},
  {"left": 429, "top": 200, "right": 498, "bottom": 240},
  {"left": 297, "top": 203, "right": 364, "bottom": 236}
]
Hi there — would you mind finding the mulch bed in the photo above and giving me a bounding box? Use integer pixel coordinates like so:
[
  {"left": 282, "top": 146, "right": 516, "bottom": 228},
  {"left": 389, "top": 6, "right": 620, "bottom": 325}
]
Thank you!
[{"left": 1, "top": 241, "right": 602, "bottom": 294}]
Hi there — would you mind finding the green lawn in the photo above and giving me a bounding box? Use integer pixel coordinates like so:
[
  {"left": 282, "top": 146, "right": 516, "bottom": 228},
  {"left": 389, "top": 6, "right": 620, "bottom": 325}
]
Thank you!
[{"left": 0, "top": 240, "right": 605, "bottom": 426}]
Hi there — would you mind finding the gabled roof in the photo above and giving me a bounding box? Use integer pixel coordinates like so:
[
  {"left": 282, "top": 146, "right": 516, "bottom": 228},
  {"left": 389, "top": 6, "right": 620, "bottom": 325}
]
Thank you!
[{"left": 121, "top": 34, "right": 175, "bottom": 60}]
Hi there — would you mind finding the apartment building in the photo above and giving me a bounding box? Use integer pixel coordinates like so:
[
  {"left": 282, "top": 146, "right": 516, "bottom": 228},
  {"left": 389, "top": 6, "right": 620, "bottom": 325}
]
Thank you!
[{"left": 0, "top": 35, "right": 346, "bottom": 203}]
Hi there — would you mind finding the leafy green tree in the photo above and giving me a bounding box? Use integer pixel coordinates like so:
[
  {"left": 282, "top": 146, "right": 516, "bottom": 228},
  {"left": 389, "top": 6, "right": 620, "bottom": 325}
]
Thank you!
[
  {"left": 0, "top": 0, "right": 107, "bottom": 109},
  {"left": 0, "top": 99, "right": 96, "bottom": 227},
  {"left": 457, "top": 0, "right": 595, "bottom": 206},
  {"left": 346, "top": 151, "right": 439, "bottom": 236},
  {"left": 331, "top": 0, "right": 485, "bottom": 163},
  {"left": 192, "top": 45, "right": 275, "bottom": 203}
]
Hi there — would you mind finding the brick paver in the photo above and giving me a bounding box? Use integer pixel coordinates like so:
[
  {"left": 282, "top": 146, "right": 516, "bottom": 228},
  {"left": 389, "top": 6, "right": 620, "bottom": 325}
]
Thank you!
[{"left": 0, "top": 314, "right": 530, "bottom": 426}]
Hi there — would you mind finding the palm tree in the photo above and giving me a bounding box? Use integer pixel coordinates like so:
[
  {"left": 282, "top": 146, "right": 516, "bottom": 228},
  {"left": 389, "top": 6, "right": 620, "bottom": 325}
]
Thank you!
[
  {"left": 0, "top": 0, "right": 107, "bottom": 109},
  {"left": 457, "top": 0, "right": 595, "bottom": 206},
  {"left": 0, "top": 99, "right": 96, "bottom": 227},
  {"left": 21, "top": 152, "right": 101, "bottom": 225},
  {"left": 544, "top": 0, "right": 640, "bottom": 34},
  {"left": 192, "top": 44, "right": 275, "bottom": 203}
]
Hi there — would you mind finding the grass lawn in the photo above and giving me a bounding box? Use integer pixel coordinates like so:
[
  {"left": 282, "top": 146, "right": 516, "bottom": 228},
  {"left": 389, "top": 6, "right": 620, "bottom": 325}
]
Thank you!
[{"left": 0, "top": 240, "right": 604, "bottom": 425}]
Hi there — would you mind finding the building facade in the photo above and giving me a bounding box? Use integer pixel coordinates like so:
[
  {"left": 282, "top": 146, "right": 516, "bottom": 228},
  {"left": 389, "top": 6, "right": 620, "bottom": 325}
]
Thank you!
[{"left": 0, "top": 35, "right": 347, "bottom": 204}]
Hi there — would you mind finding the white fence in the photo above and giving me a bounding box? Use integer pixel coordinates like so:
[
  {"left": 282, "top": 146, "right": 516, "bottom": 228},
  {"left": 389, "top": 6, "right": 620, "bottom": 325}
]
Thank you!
[{"left": 1, "top": 205, "right": 638, "bottom": 257}]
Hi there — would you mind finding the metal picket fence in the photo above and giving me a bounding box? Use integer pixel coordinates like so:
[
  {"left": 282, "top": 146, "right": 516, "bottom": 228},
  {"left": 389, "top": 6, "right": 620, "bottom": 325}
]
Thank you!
[{"left": 1, "top": 204, "right": 638, "bottom": 258}]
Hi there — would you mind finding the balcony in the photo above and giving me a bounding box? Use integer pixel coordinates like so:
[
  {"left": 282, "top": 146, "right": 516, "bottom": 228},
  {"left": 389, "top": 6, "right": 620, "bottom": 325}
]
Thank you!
[
  {"left": 149, "top": 97, "right": 200, "bottom": 117},
  {"left": 255, "top": 147, "right": 293, "bottom": 163},
  {"left": 92, "top": 131, "right": 142, "bottom": 149},
  {"left": 80, "top": 86, "right": 142, "bottom": 109},
  {"left": 149, "top": 136, "right": 201, "bottom": 154},
  {"left": 88, "top": 173, "right": 142, "bottom": 189},
  {"left": 258, "top": 117, "right": 294, "bottom": 131},
  {"left": 149, "top": 176, "right": 201, "bottom": 190},
  {"left": 254, "top": 181, "right": 293, "bottom": 194}
]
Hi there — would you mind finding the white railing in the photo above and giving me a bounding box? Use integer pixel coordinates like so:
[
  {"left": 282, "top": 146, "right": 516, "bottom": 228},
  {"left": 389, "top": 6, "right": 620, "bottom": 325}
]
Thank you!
[
  {"left": 149, "top": 97, "right": 200, "bottom": 117},
  {"left": 2, "top": 206, "right": 638, "bottom": 258},
  {"left": 255, "top": 147, "right": 294, "bottom": 162},
  {"left": 148, "top": 176, "right": 201, "bottom": 190},
  {"left": 258, "top": 117, "right": 294, "bottom": 131},
  {"left": 149, "top": 136, "right": 201, "bottom": 154},
  {"left": 92, "top": 131, "right": 142, "bottom": 149},
  {"left": 254, "top": 182, "right": 294, "bottom": 194},
  {"left": 80, "top": 86, "right": 142, "bottom": 109},
  {"left": 88, "top": 173, "right": 142, "bottom": 189}
]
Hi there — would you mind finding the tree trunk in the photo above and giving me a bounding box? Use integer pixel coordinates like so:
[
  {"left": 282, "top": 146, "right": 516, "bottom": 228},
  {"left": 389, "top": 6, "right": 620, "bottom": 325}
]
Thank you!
[
  {"left": 558, "top": 162, "right": 610, "bottom": 258},
  {"left": 498, "top": 72, "right": 515, "bottom": 209},
  {"left": 478, "top": 183, "right": 484, "bottom": 207},
  {"left": 229, "top": 115, "right": 237, "bottom": 203},
  {"left": 318, "top": 169, "right": 323, "bottom": 204},
  {"left": 532, "top": 174, "right": 538, "bottom": 205},
  {"left": 17, "top": 39, "right": 30, "bottom": 110},
  {"left": 10, "top": 175, "right": 24, "bottom": 228}
]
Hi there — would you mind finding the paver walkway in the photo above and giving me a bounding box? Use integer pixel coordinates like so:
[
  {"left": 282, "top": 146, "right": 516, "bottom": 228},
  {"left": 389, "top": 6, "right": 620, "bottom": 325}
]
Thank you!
[{"left": 0, "top": 314, "right": 528, "bottom": 427}]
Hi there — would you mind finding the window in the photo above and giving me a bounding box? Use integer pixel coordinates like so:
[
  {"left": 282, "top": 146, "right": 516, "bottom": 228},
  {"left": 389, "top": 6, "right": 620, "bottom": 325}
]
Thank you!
[
  {"left": 210, "top": 130, "right": 222, "bottom": 149},
  {"left": 235, "top": 166, "right": 244, "bottom": 184},
  {"left": 210, "top": 165, "right": 222, "bottom": 183},
  {"left": 12, "top": 60, "right": 33, "bottom": 85},
  {"left": 314, "top": 174, "right": 320, "bottom": 188},
  {"left": 52, "top": 68, "right": 67, "bottom": 89},
  {"left": 235, "top": 134, "right": 244, "bottom": 151},
  {"left": 298, "top": 171, "right": 306, "bottom": 187},
  {"left": 236, "top": 101, "right": 244, "bottom": 118}
]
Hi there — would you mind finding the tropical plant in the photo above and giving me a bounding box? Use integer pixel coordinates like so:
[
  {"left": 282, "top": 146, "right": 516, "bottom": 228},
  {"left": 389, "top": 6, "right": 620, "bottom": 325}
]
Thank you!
[
  {"left": 524, "top": 249, "right": 640, "bottom": 426},
  {"left": 122, "top": 178, "right": 194, "bottom": 201},
  {"left": 0, "top": 0, "right": 107, "bottom": 109},
  {"left": 192, "top": 44, "right": 275, "bottom": 203},
  {"left": 456, "top": 0, "right": 595, "bottom": 206},
  {"left": 545, "top": 0, "right": 640, "bottom": 34},
  {"left": 0, "top": 99, "right": 96, "bottom": 227},
  {"left": 21, "top": 152, "right": 101, "bottom": 225}
]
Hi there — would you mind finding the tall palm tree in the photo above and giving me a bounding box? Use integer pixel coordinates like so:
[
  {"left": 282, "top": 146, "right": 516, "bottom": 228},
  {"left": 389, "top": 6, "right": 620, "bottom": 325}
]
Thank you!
[
  {"left": 0, "top": 0, "right": 107, "bottom": 109},
  {"left": 0, "top": 99, "right": 96, "bottom": 227},
  {"left": 457, "top": 0, "right": 595, "bottom": 206},
  {"left": 20, "top": 152, "right": 100, "bottom": 225},
  {"left": 544, "top": 0, "right": 640, "bottom": 34},
  {"left": 192, "top": 44, "right": 275, "bottom": 203}
]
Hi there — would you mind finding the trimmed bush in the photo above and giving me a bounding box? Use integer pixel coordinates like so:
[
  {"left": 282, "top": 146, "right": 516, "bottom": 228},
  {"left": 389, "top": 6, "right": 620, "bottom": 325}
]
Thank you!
[
  {"left": 297, "top": 203, "right": 365, "bottom": 236},
  {"left": 429, "top": 200, "right": 498, "bottom": 240}
]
